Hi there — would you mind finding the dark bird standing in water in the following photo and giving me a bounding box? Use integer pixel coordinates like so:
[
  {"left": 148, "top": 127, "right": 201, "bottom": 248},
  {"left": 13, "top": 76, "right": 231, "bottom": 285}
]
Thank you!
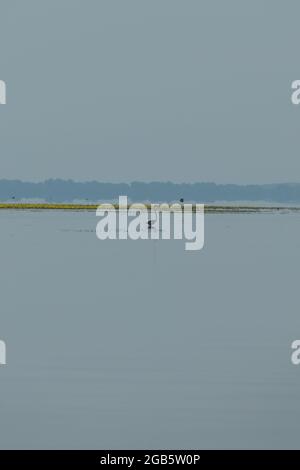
[{"left": 147, "top": 206, "right": 158, "bottom": 230}]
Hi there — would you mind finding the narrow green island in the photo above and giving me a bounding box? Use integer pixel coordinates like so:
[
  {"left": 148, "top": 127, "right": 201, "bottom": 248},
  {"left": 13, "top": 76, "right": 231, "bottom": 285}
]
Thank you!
[{"left": 0, "top": 203, "right": 299, "bottom": 213}]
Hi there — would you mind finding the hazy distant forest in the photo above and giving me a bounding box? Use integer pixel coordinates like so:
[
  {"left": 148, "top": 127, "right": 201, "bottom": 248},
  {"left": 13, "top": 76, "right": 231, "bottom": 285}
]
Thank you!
[{"left": 1, "top": 180, "right": 300, "bottom": 203}]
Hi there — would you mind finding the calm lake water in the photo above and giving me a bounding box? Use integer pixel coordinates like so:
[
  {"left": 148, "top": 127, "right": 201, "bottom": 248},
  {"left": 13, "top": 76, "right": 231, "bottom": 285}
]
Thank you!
[{"left": 0, "top": 210, "right": 300, "bottom": 449}]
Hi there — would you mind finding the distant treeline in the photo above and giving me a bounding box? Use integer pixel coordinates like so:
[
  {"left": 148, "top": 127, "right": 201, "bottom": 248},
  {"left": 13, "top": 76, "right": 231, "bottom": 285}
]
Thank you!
[{"left": 1, "top": 179, "right": 300, "bottom": 203}]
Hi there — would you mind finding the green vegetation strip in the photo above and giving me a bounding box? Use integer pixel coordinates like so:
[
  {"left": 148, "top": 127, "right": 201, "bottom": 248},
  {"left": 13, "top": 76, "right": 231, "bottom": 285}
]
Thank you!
[{"left": 0, "top": 203, "right": 299, "bottom": 213}]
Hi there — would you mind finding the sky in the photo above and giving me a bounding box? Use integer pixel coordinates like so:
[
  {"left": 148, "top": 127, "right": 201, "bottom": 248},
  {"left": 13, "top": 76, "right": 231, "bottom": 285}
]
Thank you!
[{"left": 0, "top": 0, "right": 299, "bottom": 184}]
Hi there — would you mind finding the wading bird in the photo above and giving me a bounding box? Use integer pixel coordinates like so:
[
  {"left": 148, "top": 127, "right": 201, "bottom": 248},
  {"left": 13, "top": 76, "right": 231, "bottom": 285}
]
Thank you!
[{"left": 147, "top": 205, "right": 158, "bottom": 229}]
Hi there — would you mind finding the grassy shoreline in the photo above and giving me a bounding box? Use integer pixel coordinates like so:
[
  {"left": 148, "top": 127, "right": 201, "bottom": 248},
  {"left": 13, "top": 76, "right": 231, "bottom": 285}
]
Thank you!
[{"left": 0, "top": 203, "right": 299, "bottom": 213}]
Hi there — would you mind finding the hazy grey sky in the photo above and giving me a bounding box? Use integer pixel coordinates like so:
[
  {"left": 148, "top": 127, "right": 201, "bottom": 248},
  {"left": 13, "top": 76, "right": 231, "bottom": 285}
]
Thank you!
[{"left": 0, "top": 1, "right": 299, "bottom": 183}]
